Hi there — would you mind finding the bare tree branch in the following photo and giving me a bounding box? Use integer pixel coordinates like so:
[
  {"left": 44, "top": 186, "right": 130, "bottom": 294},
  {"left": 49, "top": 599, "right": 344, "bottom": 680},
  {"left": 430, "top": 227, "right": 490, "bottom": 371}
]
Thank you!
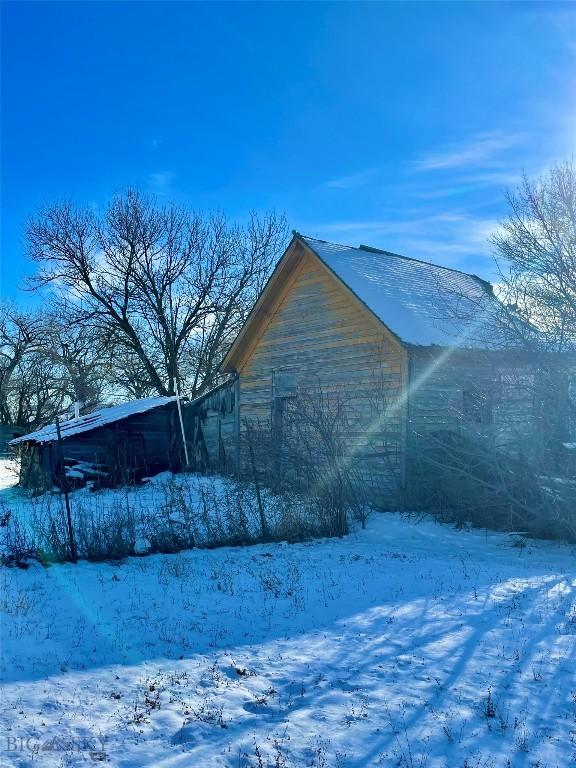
[{"left": 26, "top": 189, "right": 289, "bottom": 397}]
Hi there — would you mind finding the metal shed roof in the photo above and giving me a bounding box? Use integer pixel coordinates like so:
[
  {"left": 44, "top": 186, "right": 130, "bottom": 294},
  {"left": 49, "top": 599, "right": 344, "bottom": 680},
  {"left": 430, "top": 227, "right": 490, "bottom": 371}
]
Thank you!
[{"left": 9, "top": 397, "right": 178, "bottom": 447}]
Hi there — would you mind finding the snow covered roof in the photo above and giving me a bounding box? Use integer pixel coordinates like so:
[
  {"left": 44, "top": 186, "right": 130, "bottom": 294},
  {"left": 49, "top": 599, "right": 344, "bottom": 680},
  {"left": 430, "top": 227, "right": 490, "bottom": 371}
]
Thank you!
[
  {"left": 301, "top": 235, "right": 507, "bottom": 348},
  {"left": 9, "top": 397, "right": 178, "bottom": 447}
]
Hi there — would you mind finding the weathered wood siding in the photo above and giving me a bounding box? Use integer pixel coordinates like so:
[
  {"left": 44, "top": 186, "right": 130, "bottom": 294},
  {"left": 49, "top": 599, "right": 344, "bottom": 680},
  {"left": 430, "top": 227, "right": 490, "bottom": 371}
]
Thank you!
[
  {"left": 236, "top": 251, "right": 408, "bottom": 508},
  {"left": 183, "top": 380, "right": 237, "bottom": 474},
  {"left": 407, "top": 348, "right": 539, "bottom": 457}
]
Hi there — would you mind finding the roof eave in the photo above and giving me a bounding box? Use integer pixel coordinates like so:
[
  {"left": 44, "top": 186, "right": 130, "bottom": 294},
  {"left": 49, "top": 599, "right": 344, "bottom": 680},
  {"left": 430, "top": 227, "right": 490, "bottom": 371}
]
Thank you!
[
  {"left": 219, "top": 234, "right": 305, "bottom": 372},
  {"left": 8, "top": 396, "right": 178, "bottom": 447},
  {"left": 220, "top": 233, "right": 410, "bottom": 373}
]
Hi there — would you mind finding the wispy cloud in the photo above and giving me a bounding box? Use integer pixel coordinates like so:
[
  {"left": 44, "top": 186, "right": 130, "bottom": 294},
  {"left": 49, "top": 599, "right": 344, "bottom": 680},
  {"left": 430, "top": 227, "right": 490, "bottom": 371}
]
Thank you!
[
  {"left": 325, "top": 166, "right": 382, "bottom": 190},
  {"left": 301, "top": 212, "right": 501, "bottom": 273},
  {"left": 412, "top": 131, "right": 524, "bottom": 172},
  {"left": 147, "top": 171, "right": 175, "bottom": 196},
  {"left": 305, "top": 212, "right": 468, "bottom": 238},
  {"left": 413, "top": 171, "right": 523, "bottom": 200},
  {"left": 306, "top": 126, "right": 566, "bottom": 277}
]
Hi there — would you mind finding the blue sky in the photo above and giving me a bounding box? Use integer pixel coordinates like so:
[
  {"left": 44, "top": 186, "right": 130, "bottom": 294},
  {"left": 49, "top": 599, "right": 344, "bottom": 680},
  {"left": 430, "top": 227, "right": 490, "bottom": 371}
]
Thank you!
[{"left": 1, "top": 1, "right": 575, "bottom": 300}]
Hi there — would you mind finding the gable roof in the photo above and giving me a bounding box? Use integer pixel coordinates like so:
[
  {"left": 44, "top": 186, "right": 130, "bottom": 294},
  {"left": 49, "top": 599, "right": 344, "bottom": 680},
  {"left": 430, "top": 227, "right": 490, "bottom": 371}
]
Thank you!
[
  {"left": 220, "top": 232, "right": 536, "bottom": 372},
  {"left": 301, "top": 235, "right": 505, "bottom": 349},
  {"left": 220, "top": 233, "right": 522, "bottom": 372},
  {"left": 9, "top": 396, "right": 177, "bottom": 447}
]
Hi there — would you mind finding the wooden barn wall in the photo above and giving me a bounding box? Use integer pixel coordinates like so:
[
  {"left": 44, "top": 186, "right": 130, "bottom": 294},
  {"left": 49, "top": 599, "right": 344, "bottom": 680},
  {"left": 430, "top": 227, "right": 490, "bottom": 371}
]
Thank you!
[
  {"left": 17, "top": 444, "right": 47, "bottom": 490},
  {"left": 183, "top": 381, "right": 237, "bottom": 474},
  {"left": 407, "top": 349, "right": 539, "bottom": 457},
  {"left": 236, "top": 251, "right": 408, "bottom": 508}
]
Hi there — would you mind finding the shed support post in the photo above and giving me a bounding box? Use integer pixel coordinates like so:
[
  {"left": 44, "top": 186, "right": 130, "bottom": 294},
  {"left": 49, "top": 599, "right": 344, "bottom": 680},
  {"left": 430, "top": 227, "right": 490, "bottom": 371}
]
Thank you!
[
  {"left": 55, "top": 417, "right": 77, "bottom": 563},
  {"left": 174, "top": 378, "right": 190, "bottom": 467}
]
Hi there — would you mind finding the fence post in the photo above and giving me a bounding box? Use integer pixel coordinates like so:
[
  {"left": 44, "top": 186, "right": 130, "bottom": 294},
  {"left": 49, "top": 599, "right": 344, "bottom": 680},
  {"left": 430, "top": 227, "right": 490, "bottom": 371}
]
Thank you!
[{"left": 55, "top": 417, "right": 77, "bottom": 563}]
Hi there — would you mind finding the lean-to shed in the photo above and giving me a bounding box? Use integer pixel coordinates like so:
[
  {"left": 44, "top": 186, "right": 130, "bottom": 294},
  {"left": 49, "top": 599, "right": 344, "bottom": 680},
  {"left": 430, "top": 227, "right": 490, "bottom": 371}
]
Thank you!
[{"left": 9, "top": 396, "right": 183, "bottom": 489}]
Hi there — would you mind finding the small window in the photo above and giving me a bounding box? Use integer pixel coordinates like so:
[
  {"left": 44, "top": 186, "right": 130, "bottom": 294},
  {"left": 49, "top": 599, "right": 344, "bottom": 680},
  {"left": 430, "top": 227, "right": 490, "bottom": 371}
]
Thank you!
[
  {"left": 463, "top": 386, "right": 492, "bottom": 425},
  {"left": 272, "top": 368, "right": 298, "bottom": 400}
]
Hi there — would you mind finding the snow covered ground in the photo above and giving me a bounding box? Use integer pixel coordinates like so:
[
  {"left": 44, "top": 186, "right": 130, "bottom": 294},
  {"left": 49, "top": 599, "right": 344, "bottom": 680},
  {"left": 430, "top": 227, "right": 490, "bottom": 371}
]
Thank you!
[{"left": 1, "top": 459, "right": 575, "bottom": 767}]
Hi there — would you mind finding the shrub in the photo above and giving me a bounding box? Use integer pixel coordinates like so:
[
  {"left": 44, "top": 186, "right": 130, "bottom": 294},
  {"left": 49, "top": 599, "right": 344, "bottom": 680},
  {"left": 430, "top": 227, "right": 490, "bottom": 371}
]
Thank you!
[
  {"left": 242, "top": 389, "right": 372, "bottom": 540},
  {"left": 407, "top": 429, "right": 576, "bottom": 542},
  {"left": 1, "top": 513, "right": 44, "bottom": 568},
  {"left": 1, "top": 470, "right": 343, "bottom": 564}
]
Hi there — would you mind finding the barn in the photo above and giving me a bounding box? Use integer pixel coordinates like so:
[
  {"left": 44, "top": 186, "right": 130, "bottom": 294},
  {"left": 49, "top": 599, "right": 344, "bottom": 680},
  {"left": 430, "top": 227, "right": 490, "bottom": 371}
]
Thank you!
[
  {"left": 10, "top": 233, "right": 573, "bottom": 503},
  {"left": 215, "top": 233, "right": 573, "bottom": 508},
  {"left": 9, "top": 396, "right": 184, "bottom": 489}
]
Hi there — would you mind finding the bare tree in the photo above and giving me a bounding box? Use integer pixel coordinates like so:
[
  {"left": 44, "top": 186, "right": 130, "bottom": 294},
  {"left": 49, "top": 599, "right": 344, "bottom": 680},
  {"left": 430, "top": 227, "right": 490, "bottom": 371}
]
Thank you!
[
  {"left": 104, "top": 345, "right": 158, "bottom": 400},
  {"left": 489, "top": 161, "right": 576, "bottom": 463},
  {"left": 0, "top": 305, "right": 68, "bottom": 429},
  {"left": 43, "top": 313, "right": 110, "bottom": 409},
  {"left": 0, "top": 305, "right": 39, "bottom": 425},
  {"left": 430, "top": 161, "right": 576, "bottom": 458},
  {"left": 27, "top": 189, "right": 288, "bottom": 397},
  {"left": 407, "top": 162, "right": 576, "bottom": 538},
  {"left": 492, "top": 160, "right": 576, "bottom": 353}
]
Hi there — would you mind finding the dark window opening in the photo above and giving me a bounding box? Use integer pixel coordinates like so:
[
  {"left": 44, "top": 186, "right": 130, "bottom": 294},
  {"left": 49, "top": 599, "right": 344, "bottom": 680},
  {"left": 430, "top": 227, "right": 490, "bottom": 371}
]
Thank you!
[
  {"left": 272, "top": 368, "right": 298, "bottom": 401},
  {"left": 463, "top": 387, "right": 492, "bottom": 425}
]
